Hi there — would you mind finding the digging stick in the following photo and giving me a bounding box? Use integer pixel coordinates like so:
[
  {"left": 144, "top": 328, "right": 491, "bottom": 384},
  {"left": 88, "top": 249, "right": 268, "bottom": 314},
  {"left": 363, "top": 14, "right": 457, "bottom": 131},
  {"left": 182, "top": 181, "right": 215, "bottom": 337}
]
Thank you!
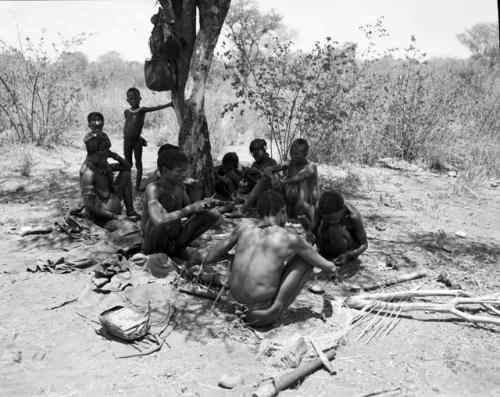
[
  {"left": 252, "top": 349, "right": 337, "bottom": 397},
  {"left": 355, "top": 270, "right": 427, "bottom": 291}
]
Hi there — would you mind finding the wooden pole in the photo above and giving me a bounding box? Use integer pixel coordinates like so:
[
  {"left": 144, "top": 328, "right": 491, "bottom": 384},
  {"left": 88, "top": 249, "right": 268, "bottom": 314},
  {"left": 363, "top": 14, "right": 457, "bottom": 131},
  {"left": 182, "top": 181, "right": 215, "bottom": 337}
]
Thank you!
[{"left": 252, "top": 349, "right": 337, "bottom": 397}]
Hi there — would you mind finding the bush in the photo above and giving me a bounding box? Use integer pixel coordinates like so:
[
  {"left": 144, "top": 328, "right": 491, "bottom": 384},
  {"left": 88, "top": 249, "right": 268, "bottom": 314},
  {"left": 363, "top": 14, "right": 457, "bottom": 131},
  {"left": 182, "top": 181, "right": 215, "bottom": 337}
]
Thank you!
[{"left": 0, "top": 33, "right": 88, "bottom": 146}]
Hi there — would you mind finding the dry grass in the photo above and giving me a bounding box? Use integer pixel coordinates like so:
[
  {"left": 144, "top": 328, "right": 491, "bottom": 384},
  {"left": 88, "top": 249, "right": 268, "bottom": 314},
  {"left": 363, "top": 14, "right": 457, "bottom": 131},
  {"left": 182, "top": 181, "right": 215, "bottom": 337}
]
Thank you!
[{"left": 19, "top": 150, "right": 34, "bottom": 178}]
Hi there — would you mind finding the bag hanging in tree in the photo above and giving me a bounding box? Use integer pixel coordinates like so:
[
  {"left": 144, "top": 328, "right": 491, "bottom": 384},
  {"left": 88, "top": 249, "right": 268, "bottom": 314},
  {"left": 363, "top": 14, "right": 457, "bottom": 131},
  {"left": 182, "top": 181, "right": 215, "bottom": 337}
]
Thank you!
[
  {"left": 144, "top": 58, "right": 176, "bottom": 92},
  {"left": 144, "top": 6, "right": 182, "bottom": 92}
]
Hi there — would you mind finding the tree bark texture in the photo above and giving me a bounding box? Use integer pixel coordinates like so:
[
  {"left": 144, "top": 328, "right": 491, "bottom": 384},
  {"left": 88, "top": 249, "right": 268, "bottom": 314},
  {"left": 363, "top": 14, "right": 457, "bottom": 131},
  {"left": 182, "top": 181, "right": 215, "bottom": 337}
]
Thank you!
[{"left": 164, "top": 0, "right": 230, "bottom": 196}]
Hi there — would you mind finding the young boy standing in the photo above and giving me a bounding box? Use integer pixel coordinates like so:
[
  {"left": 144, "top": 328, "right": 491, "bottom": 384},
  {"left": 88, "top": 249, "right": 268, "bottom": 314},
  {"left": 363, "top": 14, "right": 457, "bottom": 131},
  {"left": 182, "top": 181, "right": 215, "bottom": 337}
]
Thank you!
[
  {"left": 205, "top": 190, "right": 337, "bottom": 328},
  {"left": 312, "top": 190, "right": 368, "bottom": 265},
  {"left": 141, "top": 149, "right": 221, "bottom": 258},
  {"left": 265, "top": 138, "right": 319, "bottom": 227},
  {"left": 123, "top": 87, "right": 173, "bottom": 191}
]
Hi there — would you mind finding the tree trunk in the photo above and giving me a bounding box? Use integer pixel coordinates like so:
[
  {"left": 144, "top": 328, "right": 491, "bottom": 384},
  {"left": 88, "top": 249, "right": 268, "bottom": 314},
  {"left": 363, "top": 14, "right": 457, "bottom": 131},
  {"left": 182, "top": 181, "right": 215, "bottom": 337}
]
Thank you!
[{"left": 166, "top": 0, "right": 230, "bottom": 196}]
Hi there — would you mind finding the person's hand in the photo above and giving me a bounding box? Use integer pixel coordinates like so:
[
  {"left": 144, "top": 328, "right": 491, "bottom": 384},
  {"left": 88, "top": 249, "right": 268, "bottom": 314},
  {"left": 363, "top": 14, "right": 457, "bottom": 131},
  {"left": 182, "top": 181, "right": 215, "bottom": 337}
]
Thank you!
[
  {"left": 189, "top": 201, "right": 206, "bottom": 213},
  {"left": 333, "top": 253, "right": 348, "bottom": 266}
]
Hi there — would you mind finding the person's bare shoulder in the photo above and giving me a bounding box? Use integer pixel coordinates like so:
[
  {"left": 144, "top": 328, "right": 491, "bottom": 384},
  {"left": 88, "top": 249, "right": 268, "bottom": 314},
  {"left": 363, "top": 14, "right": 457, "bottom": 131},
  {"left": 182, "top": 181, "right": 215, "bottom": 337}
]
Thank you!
[
  {"left": 345, "top": 202, "right": 362, "bottom": 220},
  {"left": 144, "top": 181, "right": 161, "bottom": 201}
]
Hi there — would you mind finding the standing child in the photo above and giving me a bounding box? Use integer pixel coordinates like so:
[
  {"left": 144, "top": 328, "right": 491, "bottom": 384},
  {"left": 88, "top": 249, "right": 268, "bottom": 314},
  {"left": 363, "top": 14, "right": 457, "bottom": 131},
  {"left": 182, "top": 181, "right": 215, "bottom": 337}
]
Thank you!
[
  {"left": 123, "top": 87, "right": 173, "bottom": 191},
  {"left": 80, "top": 112, "right": 140, "bottom": 227},
  {"left": 265, "top": 138, "right": 319, "bottom": 228}
]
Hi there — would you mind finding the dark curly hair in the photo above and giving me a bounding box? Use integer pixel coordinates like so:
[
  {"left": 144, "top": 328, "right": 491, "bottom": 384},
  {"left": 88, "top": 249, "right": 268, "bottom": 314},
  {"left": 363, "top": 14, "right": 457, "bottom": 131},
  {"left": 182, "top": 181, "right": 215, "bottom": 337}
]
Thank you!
[
  {"left": 318, "top": 190, "right": 344, "bottom": 215},
  {"left": 257, "top": 190, "right": 285, "bottom": 218}
]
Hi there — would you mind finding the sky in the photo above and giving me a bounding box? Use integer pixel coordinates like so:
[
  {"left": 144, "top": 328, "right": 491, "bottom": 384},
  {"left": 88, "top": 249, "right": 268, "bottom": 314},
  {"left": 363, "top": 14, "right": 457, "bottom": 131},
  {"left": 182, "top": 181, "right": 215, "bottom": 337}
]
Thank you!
[{"left": 0, "top": 0, "right": 497, "bottom": 62}]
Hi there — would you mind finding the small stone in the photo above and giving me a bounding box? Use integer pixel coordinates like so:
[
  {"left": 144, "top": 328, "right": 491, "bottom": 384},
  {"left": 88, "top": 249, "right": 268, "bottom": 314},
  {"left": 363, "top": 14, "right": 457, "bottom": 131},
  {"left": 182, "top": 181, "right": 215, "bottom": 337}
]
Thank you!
[
  {"left": 309, "top": 284, "right": 324, "bottom": 294},
  {"left": 218, "top": 373, "right": 243, "bottom": 389},
  {"left": 454, "top": 231, "right": 467, "bottom": 238},
  {"left": 491, "top": 182, "right": 498, "bottom": 187}
]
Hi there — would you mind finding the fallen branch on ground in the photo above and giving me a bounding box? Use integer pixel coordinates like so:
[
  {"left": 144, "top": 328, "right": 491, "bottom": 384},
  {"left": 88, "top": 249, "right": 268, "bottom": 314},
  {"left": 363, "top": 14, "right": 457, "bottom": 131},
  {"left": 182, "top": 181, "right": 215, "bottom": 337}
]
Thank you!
[
  {"left": 353, "top": 270, "right": 427, "bottom": 291},
  {"left": 252, "top": 348, "right": 337, "bottom": 397},
  {"left": 345, "top": 290, "right": 500, "bottom": 326}
]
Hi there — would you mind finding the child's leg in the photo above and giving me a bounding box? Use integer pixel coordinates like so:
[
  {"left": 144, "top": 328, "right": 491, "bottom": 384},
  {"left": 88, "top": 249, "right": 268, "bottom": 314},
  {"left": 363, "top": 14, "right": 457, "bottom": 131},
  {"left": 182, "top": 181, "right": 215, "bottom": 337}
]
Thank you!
[
  {"left": 133, "top": 140, "right": 143, "bottom": 190},
  {"left": 143, "top": 218, "right": 173, "bottom": 255},
  {"left": 123, "top": 140, "right": 134, "bottom": 168},
  {"left": 285, "top": 184, "right": 298, "bottom": 218},
  {"left": 244, "top": 255, "right": 312, "bottom": 327},
  {"left": 173, "top": 209, "right": 221, "bottom": 253},
  {"left": 114, "top": 170, "right": 137, "bottom": 216},
  {"left": 325, "top": 223, "right": 354, "bottom": 258},
  {"left": 295, "top": 180, "right": 315, "bottom": 226}
]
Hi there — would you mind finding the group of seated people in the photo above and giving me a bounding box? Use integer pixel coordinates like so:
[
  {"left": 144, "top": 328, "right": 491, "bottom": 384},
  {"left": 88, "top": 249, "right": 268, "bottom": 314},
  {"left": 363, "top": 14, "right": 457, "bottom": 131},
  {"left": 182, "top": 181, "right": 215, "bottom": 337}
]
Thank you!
[{"left": 79, "top": 112, "right": 368, "bottom": 327}]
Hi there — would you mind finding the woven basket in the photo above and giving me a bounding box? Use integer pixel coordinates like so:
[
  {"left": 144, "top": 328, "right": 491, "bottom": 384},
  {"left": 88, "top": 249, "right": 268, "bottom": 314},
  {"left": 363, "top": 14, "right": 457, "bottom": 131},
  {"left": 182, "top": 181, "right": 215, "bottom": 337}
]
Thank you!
[{"left": 99, "top": 305, "right": 150, "bottom": 341}]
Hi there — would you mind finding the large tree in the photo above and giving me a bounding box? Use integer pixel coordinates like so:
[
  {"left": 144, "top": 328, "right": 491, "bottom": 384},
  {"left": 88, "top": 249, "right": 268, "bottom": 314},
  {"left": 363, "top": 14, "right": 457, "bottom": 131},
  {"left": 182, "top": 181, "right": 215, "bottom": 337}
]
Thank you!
[{"left": 157, "top": 0, "right": 230, "bottom": 196}]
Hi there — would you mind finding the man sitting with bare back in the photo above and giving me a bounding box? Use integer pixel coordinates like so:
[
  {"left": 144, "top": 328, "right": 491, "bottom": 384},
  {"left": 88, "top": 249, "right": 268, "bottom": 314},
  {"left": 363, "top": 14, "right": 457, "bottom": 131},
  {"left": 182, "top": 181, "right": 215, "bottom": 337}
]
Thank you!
[
  {"left": 204, "top": 190, "right": 337, "bottom": 328},
  {"left": 141, "top": 149, "right": 221, "bottom": 258},
  {"left": 79, "top": 112, "right": 140, "bottom": 230}
]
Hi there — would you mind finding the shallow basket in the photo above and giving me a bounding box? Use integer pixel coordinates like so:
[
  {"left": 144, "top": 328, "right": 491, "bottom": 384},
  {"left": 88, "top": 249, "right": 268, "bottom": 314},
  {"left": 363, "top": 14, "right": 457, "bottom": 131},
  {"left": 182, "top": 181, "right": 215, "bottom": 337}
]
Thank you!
[{"left": 99, "top": 305, "right": 150, "bottom": 341}]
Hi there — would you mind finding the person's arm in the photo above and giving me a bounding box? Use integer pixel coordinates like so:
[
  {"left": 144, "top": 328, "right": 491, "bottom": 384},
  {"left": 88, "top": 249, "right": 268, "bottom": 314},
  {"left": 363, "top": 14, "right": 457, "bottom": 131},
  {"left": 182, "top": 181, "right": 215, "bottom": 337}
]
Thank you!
[
  {"left": 142, "top": 102, "right": 173, "bottom": 113},
  {"left": 283, "top": 162, "right": 317, "bottom": 185},
  {"left": 81, "top": 171, "right": 122, "bottom": 220},
  {"left": 204, "top": 224, "right": 240, "bottom": 263},
  {"left": 182, "top": 186, "right": 192, "bottom": 206},
  {"left": 145, "top": 183, "right": 204, "bottom": 227},
  {"left": 311, "top": 204, "right": 321, "bottom": 236},
  {"left": 346, "top": 209, "right": 368, "bottom": 260},
  {"left": 108, "top": 151, "right": 131, "bottom": 172},
  {"left": 263, "top": 162, "right": 288, "bottom": 178},
  {"left": 289, "top": 233, "right": 336, "bottom": 272}
]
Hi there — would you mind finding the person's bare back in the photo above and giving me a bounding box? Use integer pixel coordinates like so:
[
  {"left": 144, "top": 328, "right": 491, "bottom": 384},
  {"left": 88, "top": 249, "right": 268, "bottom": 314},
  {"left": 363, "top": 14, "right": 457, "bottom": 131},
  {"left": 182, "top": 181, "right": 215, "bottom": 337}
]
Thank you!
[
  {"left": 205, "top": 191, "right": 336, "bottom": 327},
  {"left": 229, "top": 221, "right": 295, "bottom": 305}
]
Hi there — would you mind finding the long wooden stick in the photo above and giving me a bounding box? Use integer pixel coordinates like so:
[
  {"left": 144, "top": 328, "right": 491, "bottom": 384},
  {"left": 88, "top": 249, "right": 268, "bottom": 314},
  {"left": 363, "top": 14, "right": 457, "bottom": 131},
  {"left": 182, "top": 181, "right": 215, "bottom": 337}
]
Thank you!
[
  {"left": 252, "top": 349, "right": 337, "bottom": 397},
  {"left": 355, "top": 270, "right": 427, "bottom": 291},
  {"left": 345, "top": 294, "right": 500, "bottom": 326}
]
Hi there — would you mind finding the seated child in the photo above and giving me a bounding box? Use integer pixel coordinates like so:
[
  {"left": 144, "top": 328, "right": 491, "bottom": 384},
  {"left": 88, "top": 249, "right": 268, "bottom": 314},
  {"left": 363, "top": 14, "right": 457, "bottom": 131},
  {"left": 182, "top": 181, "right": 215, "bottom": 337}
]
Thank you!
[
  {"left": 80, "top": 112, "right": 140, "bottom": 229},
  {"left": 204, "top": 190, "right": 337, "bottom": 328},
  {"left": 141, "top": 148, "right": 221, "bottom": 258},
  {"left": 232, "top": 138, "right": 278, "bottom": 215},
  {"left": 264, "top": 138, "right": 318, "bottom": 227},
  {"left": 312, "top": 190, "right": 368, "bottom": 265},
  {"left": 214, "top": 152, "right": 242, "bottom": 201},
  {"left": 123, "top": 87, "right": 174, "bottom": 191}
]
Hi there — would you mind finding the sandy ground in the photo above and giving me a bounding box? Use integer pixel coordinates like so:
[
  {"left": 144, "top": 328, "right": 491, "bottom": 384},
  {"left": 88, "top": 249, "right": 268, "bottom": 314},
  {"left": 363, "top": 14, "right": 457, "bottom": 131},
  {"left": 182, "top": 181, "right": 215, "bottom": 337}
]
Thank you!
[{"left": 0, "top": 143, "right": 499, "bottom": 397}]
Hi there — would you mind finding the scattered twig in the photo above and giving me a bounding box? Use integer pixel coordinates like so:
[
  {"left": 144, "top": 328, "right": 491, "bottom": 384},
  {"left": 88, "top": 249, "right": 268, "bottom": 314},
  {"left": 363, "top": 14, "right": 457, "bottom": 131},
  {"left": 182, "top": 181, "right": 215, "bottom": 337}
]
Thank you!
[
  {"left": 357, "top": 387, "right": 402, "bottom": 397},
  {"left": 346, "top": 291, "right": 500, "bottom": 326},
  {"left": 47, "top": 297, "right": 78, "bottom": 310},
  {"left": 354, "top": 270, "right": 427, "bottom": 291}
]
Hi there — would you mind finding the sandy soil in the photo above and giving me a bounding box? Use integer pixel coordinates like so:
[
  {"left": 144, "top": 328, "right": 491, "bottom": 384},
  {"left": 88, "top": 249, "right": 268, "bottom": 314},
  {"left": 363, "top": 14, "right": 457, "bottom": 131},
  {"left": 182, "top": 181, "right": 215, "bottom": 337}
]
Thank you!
[{"left": 0, "top": 143, "right": 499, "bottom": 397}]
